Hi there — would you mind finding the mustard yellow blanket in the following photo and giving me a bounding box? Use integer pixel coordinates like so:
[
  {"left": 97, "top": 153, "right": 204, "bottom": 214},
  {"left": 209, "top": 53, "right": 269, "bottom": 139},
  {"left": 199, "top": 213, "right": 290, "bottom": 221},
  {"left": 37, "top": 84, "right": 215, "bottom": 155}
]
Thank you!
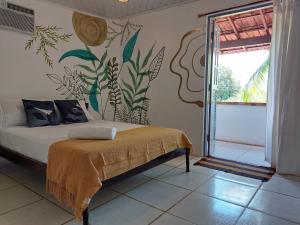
[{"left": 46, "top": 126, "right": 192, "bottom": 219}]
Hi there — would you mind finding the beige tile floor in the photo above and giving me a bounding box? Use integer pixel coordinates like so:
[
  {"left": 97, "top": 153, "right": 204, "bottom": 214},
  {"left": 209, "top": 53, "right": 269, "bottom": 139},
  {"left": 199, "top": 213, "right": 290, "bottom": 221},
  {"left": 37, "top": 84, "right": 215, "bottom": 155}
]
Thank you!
[
  {"left": 1, "top": 156, "right": 300, "bottom": 225},
  {"left": 211, "top": 141, "right": 270, "bottom": 167}
]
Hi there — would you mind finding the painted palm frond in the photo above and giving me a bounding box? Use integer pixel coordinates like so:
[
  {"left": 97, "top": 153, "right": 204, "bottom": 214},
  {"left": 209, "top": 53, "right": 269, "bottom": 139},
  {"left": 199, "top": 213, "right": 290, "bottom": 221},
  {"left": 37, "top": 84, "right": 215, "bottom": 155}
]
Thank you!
[{"left": 121, "top": 48, "right": 152, "bottom": 123}]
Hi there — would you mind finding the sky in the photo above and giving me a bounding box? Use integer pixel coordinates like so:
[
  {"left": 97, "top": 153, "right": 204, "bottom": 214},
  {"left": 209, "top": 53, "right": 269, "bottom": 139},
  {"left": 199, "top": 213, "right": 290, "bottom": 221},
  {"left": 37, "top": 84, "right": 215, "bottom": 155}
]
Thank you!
[{"left": 219, "top": 50, "right": 270, "bottom": 87}]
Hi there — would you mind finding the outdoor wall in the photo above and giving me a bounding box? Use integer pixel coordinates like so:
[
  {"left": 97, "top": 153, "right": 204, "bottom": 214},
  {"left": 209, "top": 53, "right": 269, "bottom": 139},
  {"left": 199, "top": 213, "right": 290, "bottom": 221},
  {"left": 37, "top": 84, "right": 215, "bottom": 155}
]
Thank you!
[
  {"left": 216, "top": 104, "right": 266, "bottom": 146},
  {"left": 0, "top": 0, "right": 259, "bottom": 156}
]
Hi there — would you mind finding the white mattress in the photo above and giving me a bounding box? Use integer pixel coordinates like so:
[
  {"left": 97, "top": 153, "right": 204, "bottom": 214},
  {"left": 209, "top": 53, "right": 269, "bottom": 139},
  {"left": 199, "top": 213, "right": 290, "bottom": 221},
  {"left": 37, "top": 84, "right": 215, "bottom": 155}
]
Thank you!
[{"left": 0, "top": 121, "right": 143, "bottom": 163}]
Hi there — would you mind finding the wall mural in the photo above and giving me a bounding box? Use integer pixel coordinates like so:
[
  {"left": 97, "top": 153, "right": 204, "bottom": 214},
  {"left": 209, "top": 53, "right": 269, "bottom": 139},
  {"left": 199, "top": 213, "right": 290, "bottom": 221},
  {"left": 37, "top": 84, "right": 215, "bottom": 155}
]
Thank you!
[
  {"left": 25, "top": 26, "right": 73, "bottom": 68},
  {"left": 170, "top": 28, "right": 206, "bottom": 108},
  {"left": 106, "top": 20, "right": 142, "bottom": 48},
  {"left": 25, "top": 12, "right": 165, "bottom": 125}
]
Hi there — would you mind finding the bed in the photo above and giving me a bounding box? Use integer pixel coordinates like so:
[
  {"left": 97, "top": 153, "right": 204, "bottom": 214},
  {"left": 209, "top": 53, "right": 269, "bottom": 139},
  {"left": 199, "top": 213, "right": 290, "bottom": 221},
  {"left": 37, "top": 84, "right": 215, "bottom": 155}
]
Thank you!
[{"left": 0, "top": 100, "right": 191, "bottom": 225}]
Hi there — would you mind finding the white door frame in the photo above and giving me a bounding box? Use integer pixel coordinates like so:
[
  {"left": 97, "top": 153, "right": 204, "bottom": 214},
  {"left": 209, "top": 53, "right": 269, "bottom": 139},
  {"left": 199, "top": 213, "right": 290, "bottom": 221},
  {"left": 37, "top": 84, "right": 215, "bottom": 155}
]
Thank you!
[{"left": 202, "top": 1, "right": 273, "bottom": 157}]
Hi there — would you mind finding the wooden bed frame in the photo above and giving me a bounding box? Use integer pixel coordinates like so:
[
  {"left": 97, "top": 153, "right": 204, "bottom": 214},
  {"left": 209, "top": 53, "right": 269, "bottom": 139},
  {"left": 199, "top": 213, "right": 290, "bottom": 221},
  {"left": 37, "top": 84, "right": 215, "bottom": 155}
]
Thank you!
[{"left": 0, "top": 144, "right": 190, "bottom": 225}]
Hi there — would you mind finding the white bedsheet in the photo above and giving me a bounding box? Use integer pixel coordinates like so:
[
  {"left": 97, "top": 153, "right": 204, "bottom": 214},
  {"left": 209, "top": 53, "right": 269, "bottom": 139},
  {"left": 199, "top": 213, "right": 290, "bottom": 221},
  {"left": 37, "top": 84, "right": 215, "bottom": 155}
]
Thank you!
[{"left": 0, "top": 121, "right": 143, "bottom": 163}]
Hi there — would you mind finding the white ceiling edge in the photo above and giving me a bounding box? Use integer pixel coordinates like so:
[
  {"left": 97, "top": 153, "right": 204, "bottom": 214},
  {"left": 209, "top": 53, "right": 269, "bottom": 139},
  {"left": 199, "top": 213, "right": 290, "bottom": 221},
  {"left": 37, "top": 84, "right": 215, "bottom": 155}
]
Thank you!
[
  {"left": 33, "top": 0, "right": 202, "bottom": 20},
  {"left": 118, "top": 0, "right": 201, "bottom": 20},
  {"left": 31, "top": 0, "right": 114, "bottom": 20}
]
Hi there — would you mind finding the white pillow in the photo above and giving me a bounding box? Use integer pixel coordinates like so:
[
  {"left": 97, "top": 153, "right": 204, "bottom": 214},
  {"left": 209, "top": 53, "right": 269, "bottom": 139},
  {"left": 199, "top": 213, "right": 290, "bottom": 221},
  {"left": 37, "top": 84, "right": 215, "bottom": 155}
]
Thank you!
[
  {"left": 78, "top": 100, "right": 95, "bottom": 121},
  {"left": 0, "top": 99, "right": 27, "bottom": 127},
  {"left": 68, "top": 126, "right": 116, "bottom": 140}
]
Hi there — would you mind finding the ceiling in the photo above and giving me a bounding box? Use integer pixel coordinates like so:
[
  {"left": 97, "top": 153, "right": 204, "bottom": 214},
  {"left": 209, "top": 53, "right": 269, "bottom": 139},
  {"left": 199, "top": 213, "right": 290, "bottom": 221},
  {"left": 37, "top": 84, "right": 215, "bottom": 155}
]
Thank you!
[
  {"left": 216, "top": 6, "right": 273, "bottom": 54},
  {"left": 40, "top": 0, "right": 199, "bottom": 19}
]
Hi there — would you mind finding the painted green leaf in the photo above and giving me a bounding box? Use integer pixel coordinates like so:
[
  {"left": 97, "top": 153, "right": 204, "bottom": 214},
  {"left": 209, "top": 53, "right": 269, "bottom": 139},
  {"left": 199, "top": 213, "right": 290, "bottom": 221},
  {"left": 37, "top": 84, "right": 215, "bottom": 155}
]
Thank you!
[
  {"left": 100, "top": 50, "right": 108, "bottom": 65},
  {"left": 59, "top": 49, "right": 98, "bottom": 63},
  {"left": 85, "top": 46, "right": 97, "bottom": 68},
  {"left": 136, "top": 87, "right": 149, "bottom": 95},
  {"left": 123, "top": 29, "right": 140, "bottom": 63},
  {"left": 89, "top": 79, "right": 99, "bottom": 112},
  {"left": 122, "top": 89, "right": 133, "bottom": 110},
  {"left": 136, "top": 76, "right": 144, "bottom": 90},
  {"left": 122, "top": 88, "right": 133, "bottom": 102},
  {"left": 136, "top": 49, "right": 141, "bottom": 71},
  {"left": 80, "top": 74, "right": 97, "bottom": 80},
  {"left": 127, "top": 67, "right": 137, "bottom": 90},
  {"left": 97, "top": 50, "right": 108, "bottom": 71},
  {"left": 75, "top": 64, "right": 96, "bottom": 73},
  {"left": 128, "top": 59, "right": 137, "bottom": 72},
  {"left": 123, "top": 95, "right": 132, "bottom": 110},
  {"left": 139, "top": 71, "right": 151, "bottom": 76},
  {"left": 134, "top": 97, "right": 149, "bottom": 104},
  {"left": 122, "top": 80, "right": 134, "bottom": 95},
  {"left": 142, "top": 44, "right": 154, "bottom": 68},
  {"left": 100, "top": 82, "right": 109, "bottom": 91},
  {"left": 100, "top": 72, "right": 109, "bottom": 82}
]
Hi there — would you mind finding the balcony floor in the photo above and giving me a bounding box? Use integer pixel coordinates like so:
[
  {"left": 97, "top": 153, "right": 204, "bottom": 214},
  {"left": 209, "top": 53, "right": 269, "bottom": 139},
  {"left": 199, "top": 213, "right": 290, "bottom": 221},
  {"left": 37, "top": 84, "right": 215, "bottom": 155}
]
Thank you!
[{"left": 211, "top": 141, "right": 270, "bottom": 167}]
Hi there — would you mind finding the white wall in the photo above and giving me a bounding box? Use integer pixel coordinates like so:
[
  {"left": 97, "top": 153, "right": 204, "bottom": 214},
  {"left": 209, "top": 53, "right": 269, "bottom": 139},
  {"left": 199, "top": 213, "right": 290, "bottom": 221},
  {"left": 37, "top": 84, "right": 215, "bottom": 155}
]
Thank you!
[
  {"left": 216, "top": 104, "right": 266, "bottom": 146},
  {"left": 125, "top": 0, "right": 258, "bottom": 155},
  {"left": 0, "top": 0, "right": 121, "bottom": 120},
  {"left": 0, "top": 0, "right": 259, "bottom": 156}
]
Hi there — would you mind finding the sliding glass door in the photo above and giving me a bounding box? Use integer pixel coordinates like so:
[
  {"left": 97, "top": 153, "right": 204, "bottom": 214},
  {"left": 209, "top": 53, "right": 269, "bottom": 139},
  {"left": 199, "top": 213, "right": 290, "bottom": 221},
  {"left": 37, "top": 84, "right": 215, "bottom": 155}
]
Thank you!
[{"left": 204, "top": 19, "right": 220, "bottom": 156}]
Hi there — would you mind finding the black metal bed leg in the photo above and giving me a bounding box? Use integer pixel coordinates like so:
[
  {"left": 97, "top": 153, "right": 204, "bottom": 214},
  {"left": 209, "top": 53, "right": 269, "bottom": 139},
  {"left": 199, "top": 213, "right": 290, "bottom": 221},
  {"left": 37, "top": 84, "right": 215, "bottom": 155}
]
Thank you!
[
  {"left": 185, "top": 148, "right": 190, "bottom": 172},
  {"left": 83, "top": 208, "right": 89, "bottom": 225}
]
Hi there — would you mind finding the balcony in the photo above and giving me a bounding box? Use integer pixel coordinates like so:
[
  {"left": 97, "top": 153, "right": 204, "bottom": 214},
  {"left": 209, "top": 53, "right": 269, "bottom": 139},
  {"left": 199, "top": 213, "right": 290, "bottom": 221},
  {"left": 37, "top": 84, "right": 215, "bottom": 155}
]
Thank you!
[{"left": 211, "top": 102, "right": 269, "bottom": 166}]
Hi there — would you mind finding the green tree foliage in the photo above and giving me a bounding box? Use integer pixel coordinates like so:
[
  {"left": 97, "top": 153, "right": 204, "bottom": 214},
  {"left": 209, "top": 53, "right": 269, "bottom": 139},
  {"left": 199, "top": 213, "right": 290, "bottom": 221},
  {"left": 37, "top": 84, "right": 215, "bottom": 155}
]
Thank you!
[
  {"left": 215, "top": 66, "right": 241, "bottom": 101},
  {"left": 240, "top": 55, "right": 270, "bottom": 103}
]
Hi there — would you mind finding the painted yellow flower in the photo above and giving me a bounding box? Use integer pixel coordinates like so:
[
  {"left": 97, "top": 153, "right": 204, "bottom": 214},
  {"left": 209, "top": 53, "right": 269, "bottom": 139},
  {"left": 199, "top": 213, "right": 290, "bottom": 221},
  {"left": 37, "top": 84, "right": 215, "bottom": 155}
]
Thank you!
[{"left": 72, "top": 11, "right": 107, "bottom": 46}]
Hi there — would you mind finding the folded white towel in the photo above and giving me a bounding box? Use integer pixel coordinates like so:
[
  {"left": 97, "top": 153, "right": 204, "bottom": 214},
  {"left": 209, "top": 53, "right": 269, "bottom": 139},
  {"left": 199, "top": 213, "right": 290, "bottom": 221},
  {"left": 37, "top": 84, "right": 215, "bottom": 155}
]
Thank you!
[{"left": 68, "top": 126, "right": 117, "bottom": 140}]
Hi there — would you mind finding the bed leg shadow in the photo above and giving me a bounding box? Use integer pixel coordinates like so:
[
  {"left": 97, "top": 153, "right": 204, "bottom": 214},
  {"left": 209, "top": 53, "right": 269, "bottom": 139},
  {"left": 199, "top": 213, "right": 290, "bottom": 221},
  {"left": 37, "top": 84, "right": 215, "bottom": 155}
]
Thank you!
[{"left": 83, "top": 208, "right": 89, "bottom": 225}]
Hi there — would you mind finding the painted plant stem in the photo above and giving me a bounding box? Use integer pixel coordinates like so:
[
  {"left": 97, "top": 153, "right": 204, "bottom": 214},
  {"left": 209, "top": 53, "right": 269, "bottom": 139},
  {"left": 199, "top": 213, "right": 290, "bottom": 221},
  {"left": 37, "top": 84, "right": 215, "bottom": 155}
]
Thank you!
[
  {"left": 139, "top": 81, "right": 150, "bottom": 124},
  {"left": 92, "top": 62, "right": 105, "bottom": 119},
  {"left": 106, "top": 57, "right": 122, "bottom": 121}
]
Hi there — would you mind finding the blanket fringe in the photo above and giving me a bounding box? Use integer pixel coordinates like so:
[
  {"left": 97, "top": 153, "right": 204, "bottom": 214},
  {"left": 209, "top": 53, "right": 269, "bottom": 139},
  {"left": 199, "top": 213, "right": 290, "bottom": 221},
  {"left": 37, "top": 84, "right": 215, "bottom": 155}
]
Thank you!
[{"left": 46, "top": 180, "right": 88, "bottom": 220}]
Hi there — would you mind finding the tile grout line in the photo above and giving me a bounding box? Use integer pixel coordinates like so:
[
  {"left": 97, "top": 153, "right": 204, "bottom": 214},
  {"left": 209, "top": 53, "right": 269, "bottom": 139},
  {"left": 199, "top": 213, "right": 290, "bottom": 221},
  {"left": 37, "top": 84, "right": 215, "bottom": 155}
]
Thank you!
[
  {"left": 0, "top": 171, "right": 74, "bottom": 222},
  {"left": 259, "top": 186, "right": 300, "bottom": 200},
  {"left": 246, "top": 182, "right": 300, "bottom": 225},
  {"left": 249, "top": 180, "right": 300, "bottom": 224},
  {"left": 117, "top": 158, "right": 262, "bottom": 224},
  {"left": 0, "top": 158, "right": 187, "bottom": 224},
  {"left": 106, "top": 160, "right": 197, "bottom": 224},
  {"left": 4, "top": 157, "right": 277, "bottom": 225},
  {"left": 123, "top": 187, "right": 192, "bottom": 213},
  {"left": 0, "top": 183, "right": 20, "bottom": 192},
  {"left": 245, "top": 207, "right": 300, "bottom": 225},
  {"left": 233, "top": 180, "right": 264, "bottom": 225},
  {"left": 165, "top": 190, "right": 198, "bottom": 223},
  {"left": 145, "top": 158, "right": 200, "bottom": 225},
  {"left": 151, "top": 173, "right": 211, "bottom": 192},
  {"left": 0, "top": 198, "right": 43, "bottom": 217}
]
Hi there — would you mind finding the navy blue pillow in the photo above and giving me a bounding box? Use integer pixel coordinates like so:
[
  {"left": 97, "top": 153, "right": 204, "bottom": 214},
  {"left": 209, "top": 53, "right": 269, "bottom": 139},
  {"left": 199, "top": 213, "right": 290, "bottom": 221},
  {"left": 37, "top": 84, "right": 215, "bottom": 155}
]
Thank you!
[
  {"left": 54, "top": 100, "right": 88, "bottom": 124},
  {"left": 22, "top": 100, "right": 60, "bottom": 127}
]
